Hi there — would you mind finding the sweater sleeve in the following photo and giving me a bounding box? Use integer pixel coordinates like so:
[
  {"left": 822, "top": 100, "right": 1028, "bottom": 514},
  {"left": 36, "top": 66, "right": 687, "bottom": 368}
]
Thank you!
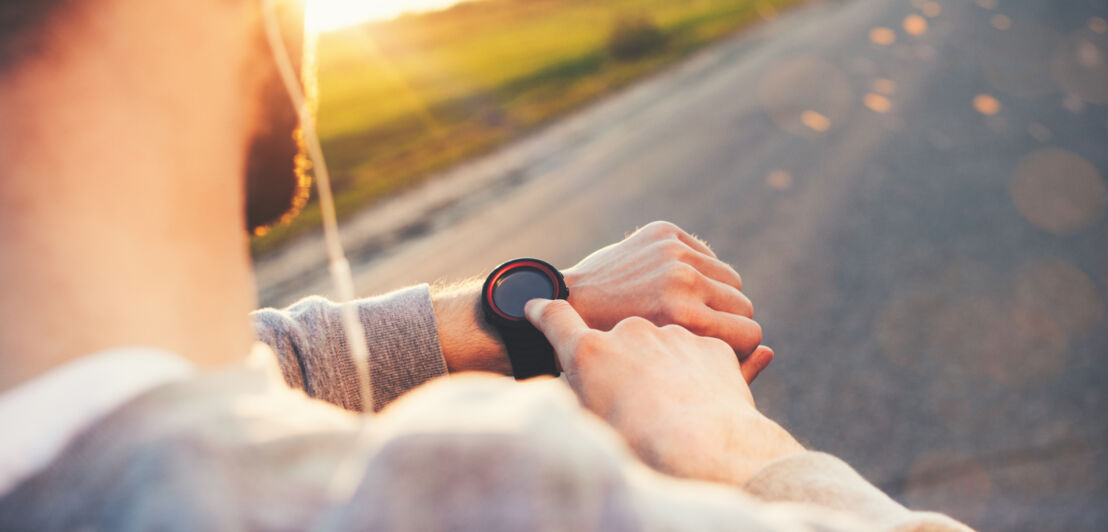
[
  {"left": 251, "top": 284, "right": 449, "bottom": 412},
  {"left": 742, "top": 451, "right": 974, "bottom": 531}
]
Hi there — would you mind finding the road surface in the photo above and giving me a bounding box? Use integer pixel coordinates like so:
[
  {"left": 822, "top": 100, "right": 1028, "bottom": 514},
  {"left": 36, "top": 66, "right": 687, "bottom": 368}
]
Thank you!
[{"left": 257, "top": 0, "right": 1108, "bottom": 528}]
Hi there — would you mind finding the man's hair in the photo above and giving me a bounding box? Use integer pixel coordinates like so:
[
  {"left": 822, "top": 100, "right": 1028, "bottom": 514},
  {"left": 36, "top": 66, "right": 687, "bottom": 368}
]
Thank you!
[
  {"left": 0, "top": 1, "right": 70, "bottom": 73},
  {"left": 1, "top": 0, "right": 313, "bottom": 234}
]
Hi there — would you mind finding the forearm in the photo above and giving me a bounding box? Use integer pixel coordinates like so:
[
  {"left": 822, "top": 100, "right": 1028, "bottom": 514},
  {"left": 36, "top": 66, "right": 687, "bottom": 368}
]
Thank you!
[{"left": 430, "top": 279, "right": 512, "bottom": 375}]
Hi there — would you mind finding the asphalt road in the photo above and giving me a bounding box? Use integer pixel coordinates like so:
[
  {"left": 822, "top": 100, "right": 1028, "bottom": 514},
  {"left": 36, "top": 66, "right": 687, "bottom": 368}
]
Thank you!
[{"left": 258, "top": 0, "right": 1108, "bottom": 528}]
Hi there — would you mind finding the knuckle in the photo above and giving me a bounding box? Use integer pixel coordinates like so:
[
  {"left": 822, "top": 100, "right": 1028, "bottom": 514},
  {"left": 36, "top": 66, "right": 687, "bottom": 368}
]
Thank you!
[
  {"left": 731, "top": 290, "right": 754, "bottom": 318},
  {"left": 625, "top": 315, "right": 653, "bottom": 328},
  {"left": 573, "top": 332, "right": 606, "bottom": 363},
  {"left": 666, "top": 263, "right": 701, "bottom": 290},
  {"left": 700, "top": 335, "right": 732, "bottom": 353},
  {"left": 744, "top": 319, "right": 764, "bottom": 348},
  {"left": 617, "top": 315, "right": 654, "bottom": 333},
  {"left": 660, "top": 323, "right": 693, "bottom": 337},
  {"left": 657, "top": 302, "right": 695, "bottom": 326},
  {"left": 645, "top": 220, "right": 680, "bottom": 235},
  {"left": 656, "top": 239, "right": 689, "bottom": 260}
]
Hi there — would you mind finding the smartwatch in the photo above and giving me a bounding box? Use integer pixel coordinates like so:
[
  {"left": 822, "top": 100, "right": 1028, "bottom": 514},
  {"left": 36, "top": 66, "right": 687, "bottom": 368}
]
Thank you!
[{"left": 481, "top": 258, "right": 569, "bottom": 380}]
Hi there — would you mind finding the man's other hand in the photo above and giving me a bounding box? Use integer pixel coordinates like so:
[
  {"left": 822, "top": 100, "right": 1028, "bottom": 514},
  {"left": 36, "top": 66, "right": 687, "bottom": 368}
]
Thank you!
[
  {"left": 524, "top": 299, "right": 804, "bottom": 486},
  {"left": 564, "top": 221, "right": 772, "bottom": 381}
]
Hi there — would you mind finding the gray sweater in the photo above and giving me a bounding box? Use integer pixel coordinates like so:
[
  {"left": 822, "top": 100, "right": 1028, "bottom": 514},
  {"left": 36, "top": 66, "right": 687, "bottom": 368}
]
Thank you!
[{"left": 0, "top": 285, "right": 972, "bottom": 531}]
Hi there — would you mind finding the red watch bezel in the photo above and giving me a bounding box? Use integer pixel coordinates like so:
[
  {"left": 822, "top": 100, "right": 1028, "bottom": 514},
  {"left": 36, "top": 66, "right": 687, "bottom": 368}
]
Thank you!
[{"left": 483, "top": 259, "right": 563, "bottom": 321}]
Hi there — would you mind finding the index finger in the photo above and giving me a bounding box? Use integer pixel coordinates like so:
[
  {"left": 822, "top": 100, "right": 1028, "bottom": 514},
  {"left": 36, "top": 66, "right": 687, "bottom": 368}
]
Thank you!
[{"left": 524, "top": 299, "right": 590, "bottom": 354}]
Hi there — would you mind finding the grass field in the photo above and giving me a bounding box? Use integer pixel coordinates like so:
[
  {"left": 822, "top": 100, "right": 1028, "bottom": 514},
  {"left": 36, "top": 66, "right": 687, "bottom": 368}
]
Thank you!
[{"left": 252, "top": 0, "right": 801, "bottom": 254}]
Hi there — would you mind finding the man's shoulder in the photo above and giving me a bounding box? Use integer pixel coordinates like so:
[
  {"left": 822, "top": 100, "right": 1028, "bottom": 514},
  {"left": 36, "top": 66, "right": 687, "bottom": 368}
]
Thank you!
[
  {"left": 0, "top": 369, "right": 791, "bottom": 532},
  {"left": 0, "top": 359, "right": 360, "bottom": 530},
  {"left": 0, "top": 365, "right": 624, "bottom": 529}
]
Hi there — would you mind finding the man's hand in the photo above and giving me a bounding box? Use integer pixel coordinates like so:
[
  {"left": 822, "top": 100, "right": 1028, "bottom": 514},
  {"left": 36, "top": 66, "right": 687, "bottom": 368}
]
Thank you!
[
  {"left": 433, "top": 221, "right": 771, "bottom": 382},
  {"left": 525, "top": 298, "right": 804, "bottom": 486},
  {"left": 565, "top": 221, "right": 771, "bottom": 378}
]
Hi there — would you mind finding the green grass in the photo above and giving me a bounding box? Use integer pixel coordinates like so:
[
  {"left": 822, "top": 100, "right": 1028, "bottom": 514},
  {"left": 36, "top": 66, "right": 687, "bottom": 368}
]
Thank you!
[{"left": 252, "top": 0, "right": 801, "bottom": 254}]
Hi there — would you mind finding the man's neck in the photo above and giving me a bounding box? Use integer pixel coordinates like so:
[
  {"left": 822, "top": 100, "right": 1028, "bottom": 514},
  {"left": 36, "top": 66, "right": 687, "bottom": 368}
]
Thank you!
[{"left": 0, "top": 1, "right": 259, "bottom": 392}]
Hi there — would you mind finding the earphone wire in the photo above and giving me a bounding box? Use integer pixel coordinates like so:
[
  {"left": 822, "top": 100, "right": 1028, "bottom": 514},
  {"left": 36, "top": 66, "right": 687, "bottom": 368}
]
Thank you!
[
  {"left": 261, "top": 0, "right": 383, "bottom": 507},
  {"left": 260, "top": 0, "right": 373, "bottom": 417}
]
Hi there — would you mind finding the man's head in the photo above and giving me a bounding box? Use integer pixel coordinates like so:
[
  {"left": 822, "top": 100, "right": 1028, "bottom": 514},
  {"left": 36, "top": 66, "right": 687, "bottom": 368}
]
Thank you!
[
  {"left": 0, "top": 0, "right": 312, "bottom": 387},
  {"left": 0, "top": 0, "right": 311, "bottom": 235}
]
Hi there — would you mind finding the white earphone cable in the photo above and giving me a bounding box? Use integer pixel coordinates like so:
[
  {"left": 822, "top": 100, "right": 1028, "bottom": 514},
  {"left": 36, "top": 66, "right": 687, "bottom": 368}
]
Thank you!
[{"left": 260, "top": 0, "right": 373, "bottom": 416}]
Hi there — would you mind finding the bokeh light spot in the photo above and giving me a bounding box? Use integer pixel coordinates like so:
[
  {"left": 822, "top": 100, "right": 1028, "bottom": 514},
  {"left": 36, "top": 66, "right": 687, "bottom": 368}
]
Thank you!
[
  {"left": 870, "top": 27, "right": 897, "bottom": 45},
  {"left": 1014, "top": 259, "right": 1105, "bottom": 336},
  {"left": 765, "top": 170, "right": 793, "bottom": 190},
  {"left": 755, "top": 2, "right": 779, "bottom": 21},
  {"left": 1051, "top": 29, "right": 1108, "bottom": 103},
  {"left": 1091, "top": 17, "right": 1107, "bottom": 34},
  {"left": 991, "top": 14, "right": 1012, "bottom": 30},
  {"left": 1027, "top": 123, "right": 1052, "bottom": 142},
  {"left": 981, "top": 303, "right": 1069, "bottom": 385},
  {"left": 1009, "top": 148, "right": 1107, "bottom": 235},
  {"left": 904, "top": 14, "right": 929, "bottom": 36},
  {"left": 976, "top": 0, "right": 997, "bottom": 9},
  {"left": 1077, "top": 41, "right": 1100, "bottom": 68},
  {"left": 801, "top": 110, "right": 831, "bottom": 132},
  {"left": 1062, "top": 94, "right": 1086, "bottom": 113},
  {"left": 863, "top": 93, "right": 892, "bottom": 113},
  {"left": 973, "top": 93, "right": 1001, "bottom": 115},
  {"left": 922, "top": 2, "right": 942, "bottom": 18}
]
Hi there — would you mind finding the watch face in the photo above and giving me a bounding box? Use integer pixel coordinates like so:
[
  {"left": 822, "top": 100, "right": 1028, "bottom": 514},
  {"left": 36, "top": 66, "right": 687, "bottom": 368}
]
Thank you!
[{"left": 492, "top": 267, "right": 555, "bottom": 319}]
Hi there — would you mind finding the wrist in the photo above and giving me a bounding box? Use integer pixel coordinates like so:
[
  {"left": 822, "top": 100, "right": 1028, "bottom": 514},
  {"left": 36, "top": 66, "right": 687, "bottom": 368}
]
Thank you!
[
  {"left": 562, "top": 267, "right": 583, "bottom": 289},
  {"left": 561, "top": 267, "right": 597, "bottom": 327},
  {"left": 431, "top": 282, "right": 512, "bottom": 375},
  {"left": 722, "top": 412, "right": 806, "bottom": 485}
]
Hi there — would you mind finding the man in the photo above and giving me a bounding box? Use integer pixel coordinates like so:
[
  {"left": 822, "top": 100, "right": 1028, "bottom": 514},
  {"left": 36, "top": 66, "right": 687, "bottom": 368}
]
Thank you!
[{"left": 0, "top": 0, "right": 971, "bottom": 530}]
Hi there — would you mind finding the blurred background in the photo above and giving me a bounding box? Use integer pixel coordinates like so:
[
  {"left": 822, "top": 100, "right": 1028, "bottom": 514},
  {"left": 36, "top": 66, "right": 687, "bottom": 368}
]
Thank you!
[{"left": 253, "top": 0, "right": 1108, "bottom": 529}]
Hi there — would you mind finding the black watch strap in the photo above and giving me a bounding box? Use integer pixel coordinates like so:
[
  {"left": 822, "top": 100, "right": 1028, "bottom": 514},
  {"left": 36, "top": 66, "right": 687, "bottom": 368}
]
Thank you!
[{"left": 498, "top": 324, "right": 560, "bottom": 380}]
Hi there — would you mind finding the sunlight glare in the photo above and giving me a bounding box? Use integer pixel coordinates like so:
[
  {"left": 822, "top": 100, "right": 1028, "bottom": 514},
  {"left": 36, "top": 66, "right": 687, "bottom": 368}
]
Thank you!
[{"left": 306, "top": 0, "right": 468, "bottom": 32}]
